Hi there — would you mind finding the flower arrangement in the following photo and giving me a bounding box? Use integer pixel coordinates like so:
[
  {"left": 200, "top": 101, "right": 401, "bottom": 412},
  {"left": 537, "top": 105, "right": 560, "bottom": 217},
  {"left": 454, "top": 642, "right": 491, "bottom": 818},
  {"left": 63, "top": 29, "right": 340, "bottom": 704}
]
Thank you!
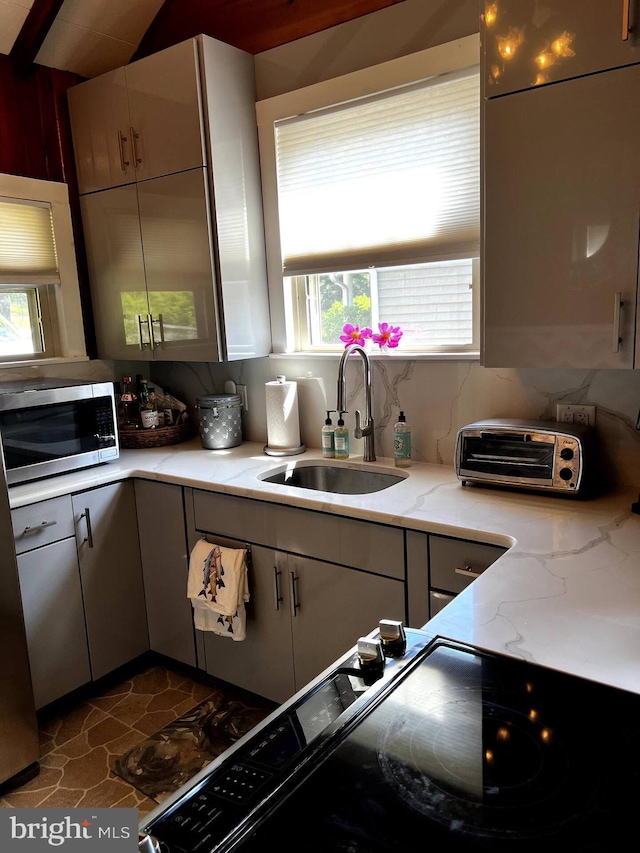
[{"left": 340, "top": 322, "right": 403, "bottom": 351}]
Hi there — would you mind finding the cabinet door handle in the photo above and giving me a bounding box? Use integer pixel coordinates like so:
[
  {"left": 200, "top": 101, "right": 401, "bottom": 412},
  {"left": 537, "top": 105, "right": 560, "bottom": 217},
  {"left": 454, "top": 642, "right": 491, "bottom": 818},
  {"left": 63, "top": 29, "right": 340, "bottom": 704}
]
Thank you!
[
  {"left": 454, "top": 565, "right": 481, "bottom": 579},
  {"left": 613, "top": 292, "right": 623, "bottom": 353},
  {"left": 290, "top": 571, "right": 300, "bottom": 616},
  {"left": 273, "top": 566, "right": 283, "bottom": 610},
  {"left": 147, "top": 314, "right": 156, "bottom": 351},
  {"left": 22, "top": 519, "right": 57, "bottom": 534},
  {"left": 80, "top": 508, "right": 94, "bottom": 548},
  {"left": 117, "top": 130, "right": 130, "bottom": 171},
  {"left": 622, "top": 0, "right": 632, "bottom": 39},
  {"left": 150, "top": 314, "right": 164, "bottom": 347},
  {"left": 130, "top": 126, "right": 141, "bottom": 167}
]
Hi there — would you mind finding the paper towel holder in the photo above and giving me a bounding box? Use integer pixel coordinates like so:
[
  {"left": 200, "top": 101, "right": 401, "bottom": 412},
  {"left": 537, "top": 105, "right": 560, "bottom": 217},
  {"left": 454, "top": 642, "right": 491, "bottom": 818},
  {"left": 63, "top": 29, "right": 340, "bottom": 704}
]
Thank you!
[{"left": 264, "top": 375, "right": 306, "bottom": 457}]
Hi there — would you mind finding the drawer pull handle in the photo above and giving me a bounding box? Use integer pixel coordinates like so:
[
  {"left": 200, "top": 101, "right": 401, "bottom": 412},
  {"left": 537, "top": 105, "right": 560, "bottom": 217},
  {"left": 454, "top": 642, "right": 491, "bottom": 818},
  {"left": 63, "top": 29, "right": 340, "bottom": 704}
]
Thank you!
[
  {"left": 454, "top": 565, "right": 481, "bottom": 579},
  {"left": 80, "top": 508, "right": 94, "bottom": 548},
  {"left": 273, "top": 566, "right": 283, "bottom": 611},
  {"left": 290, "top": 571, "right": 300, "bottom": 616},
  {"left": 23, "top": 520, "right": 57, "bottom": 534},
  {"left": 623, "top": 0, "right": 632, "bottom": 40}
]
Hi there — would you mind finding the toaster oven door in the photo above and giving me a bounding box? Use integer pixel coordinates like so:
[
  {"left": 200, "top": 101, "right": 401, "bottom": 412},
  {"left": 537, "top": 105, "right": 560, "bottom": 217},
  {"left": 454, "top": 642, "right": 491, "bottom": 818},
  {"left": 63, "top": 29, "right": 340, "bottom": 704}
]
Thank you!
[{"left": 459, "top": 431, "right": 556, "bottom": 486}]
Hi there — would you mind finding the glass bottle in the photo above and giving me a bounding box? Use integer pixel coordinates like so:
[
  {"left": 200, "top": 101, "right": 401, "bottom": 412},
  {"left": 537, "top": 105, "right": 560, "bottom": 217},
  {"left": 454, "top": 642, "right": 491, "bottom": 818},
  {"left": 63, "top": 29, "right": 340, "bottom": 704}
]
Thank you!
[
  {"left": 118, "top": 376, "right": 138, "bottom": 430},
  {"left": 321, "top": 411, "right": 335, "bottom": 458},
  {"left": 334, "top": 412, "right": 350, "bottom": 460},
  {"left": 393, "top": 410, "right": 412, "bottom": 468},
  {"left": 138, "top": 379, "right": 160, "bottom": 429}
]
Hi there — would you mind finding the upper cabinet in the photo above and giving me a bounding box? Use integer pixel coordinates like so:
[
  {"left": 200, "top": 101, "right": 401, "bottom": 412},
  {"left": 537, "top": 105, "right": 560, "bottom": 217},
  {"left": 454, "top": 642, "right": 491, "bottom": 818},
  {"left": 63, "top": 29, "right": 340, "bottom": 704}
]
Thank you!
[
  {"left": 68, "top": 36, "right": 271, "bottom": 362},
  {"left": 68, "top": 39, "right": 205, "bottom": 194},
  {"left": 482, "top": 1, "right": 640, "bottom": 369},
  {"left": 483, "top": 0, "right": 640, "bottom": 97}
]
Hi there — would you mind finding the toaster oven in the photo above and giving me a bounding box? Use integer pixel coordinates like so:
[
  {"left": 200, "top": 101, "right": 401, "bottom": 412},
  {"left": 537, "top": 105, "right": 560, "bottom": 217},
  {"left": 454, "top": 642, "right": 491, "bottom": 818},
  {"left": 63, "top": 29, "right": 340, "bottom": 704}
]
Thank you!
[{"left": 454, "top": 418, "right": 593, "bottom": 495}]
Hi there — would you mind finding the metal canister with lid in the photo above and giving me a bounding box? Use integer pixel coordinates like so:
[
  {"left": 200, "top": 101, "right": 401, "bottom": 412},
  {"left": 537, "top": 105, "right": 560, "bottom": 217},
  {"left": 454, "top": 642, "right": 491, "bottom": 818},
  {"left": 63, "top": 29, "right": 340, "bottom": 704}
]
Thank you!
[{"left": 196, "top": 393, "right": 243, "bottom": 449}]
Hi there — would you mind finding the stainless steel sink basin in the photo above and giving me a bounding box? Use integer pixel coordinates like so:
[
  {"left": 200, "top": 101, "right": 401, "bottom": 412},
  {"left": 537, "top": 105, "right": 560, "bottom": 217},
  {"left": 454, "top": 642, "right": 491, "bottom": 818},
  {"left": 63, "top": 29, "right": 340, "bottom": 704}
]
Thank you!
[{"left": 261, "top": 464, "right": 406, "bottom": 495}]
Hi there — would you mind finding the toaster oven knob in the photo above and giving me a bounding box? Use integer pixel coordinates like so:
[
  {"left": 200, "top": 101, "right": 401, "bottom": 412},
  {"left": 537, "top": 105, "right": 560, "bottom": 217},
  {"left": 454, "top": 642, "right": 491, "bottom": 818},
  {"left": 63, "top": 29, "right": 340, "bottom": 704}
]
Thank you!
[
  {"left": 559, "top": 467, "right": 573, "bottom": 481},
  {"left": 560, "top": 447, "right": 574, "bottom": 461},
  {"left": 357, "top": 637, "right": 385, "bottom": 681},
  {"left": 378, "top": 619, "right": 407, "bottom": 657}
]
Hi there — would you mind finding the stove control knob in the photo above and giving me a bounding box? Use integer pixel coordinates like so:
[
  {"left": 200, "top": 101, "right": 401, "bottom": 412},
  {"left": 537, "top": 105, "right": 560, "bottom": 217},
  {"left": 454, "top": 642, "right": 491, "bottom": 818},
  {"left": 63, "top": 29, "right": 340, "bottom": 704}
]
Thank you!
[
  {"left": 357, "top": 637, "right": 385, "bottom": 681},
  {"left": 139, "top": 834, "right": 162, "bottom": 853},
  {"left": 379, "top": 619, "right": 407, "bottom": 657}
]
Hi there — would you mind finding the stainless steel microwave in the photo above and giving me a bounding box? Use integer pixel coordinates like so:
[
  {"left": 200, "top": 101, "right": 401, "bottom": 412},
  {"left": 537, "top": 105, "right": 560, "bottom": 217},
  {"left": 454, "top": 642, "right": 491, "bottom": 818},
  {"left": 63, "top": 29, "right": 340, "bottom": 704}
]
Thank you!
[
  {"left": 0, "top": 379, "right": 119, "bottom": 485},
  {"left": 454, "top": 418, "right": 594, "bottom": 496}
]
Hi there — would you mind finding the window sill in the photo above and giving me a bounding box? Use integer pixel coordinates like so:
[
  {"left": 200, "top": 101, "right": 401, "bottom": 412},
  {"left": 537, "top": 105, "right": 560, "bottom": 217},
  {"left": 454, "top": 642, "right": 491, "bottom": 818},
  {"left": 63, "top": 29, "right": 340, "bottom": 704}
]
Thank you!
[
  {"left": 0, "top": 356, "right": 90, "bottom": 368},
  {"left": 269, "top": 351, "right": 480, "bottom": 362}
]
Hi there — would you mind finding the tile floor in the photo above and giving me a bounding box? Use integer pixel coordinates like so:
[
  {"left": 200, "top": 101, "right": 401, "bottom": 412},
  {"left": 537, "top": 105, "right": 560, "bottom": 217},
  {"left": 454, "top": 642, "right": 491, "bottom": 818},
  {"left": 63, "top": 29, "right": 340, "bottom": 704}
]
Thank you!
[{"left": 0, "top": 662, "right": 223, "bottom": 817}]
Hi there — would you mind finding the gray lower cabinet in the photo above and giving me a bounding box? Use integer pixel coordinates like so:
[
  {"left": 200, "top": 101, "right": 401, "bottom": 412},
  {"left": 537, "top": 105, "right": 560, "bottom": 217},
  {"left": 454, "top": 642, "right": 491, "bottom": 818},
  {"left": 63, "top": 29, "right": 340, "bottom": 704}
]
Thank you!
[
  {"left": 135, "top": 480, "right": 196, "bottom": 667},
  {"left": 16, "top": 538, "right": 92, "bottom": 710},
  {"left": 407, "top": 530, "right": 507, "bottom": 622},
  {"left": 200, "top": 543, "right": 295, "bottom": 703},
  {"left": 188, "top": 489, "right": 405, "bottom": 704},
  {"left": 72, "top": 481, "right": 148, "bottom": 681}
]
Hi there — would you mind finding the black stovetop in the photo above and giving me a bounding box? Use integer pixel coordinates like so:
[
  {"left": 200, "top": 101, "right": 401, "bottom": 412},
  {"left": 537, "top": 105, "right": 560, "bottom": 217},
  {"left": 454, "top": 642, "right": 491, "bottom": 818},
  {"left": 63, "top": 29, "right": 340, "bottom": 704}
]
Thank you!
[{"left": 232, "top": 640, "right": 640, "bottom": 851}]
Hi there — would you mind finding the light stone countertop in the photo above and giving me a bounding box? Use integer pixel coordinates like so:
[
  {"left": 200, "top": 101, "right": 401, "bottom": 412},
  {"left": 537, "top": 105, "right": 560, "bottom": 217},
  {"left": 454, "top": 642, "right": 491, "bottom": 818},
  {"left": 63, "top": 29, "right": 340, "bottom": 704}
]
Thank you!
[{"left": 10, "top": 438, "right": 640, "bottom": 696}]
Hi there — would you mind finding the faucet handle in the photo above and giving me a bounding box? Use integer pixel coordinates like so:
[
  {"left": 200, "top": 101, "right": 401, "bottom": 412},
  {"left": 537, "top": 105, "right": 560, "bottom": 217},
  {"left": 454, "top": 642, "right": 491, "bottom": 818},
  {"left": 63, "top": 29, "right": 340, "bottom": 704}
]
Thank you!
[{"left": 354, "top": 410, "right": 363, "bottom": 438}]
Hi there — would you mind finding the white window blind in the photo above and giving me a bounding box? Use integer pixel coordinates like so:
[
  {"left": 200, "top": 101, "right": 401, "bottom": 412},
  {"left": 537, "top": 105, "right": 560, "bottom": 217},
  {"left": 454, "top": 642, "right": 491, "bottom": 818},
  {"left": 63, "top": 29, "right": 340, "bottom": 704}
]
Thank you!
[
  {"left": 275, "top": 68, "right": 480, "bottom": 276},
  {"left": 0, "top": 197, "right": 59, "bottom": 285}
]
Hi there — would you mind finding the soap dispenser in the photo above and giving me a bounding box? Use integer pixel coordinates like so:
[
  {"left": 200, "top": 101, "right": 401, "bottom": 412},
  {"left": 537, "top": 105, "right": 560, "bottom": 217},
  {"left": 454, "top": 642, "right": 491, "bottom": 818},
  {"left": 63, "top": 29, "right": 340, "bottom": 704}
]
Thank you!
[
  {"left": 322, "top": 411, "right": 335, "bottom": 458},
  {"left": 393, "top": 410, "right": 412, "bottom": 468},
  {"left": 334, "top": 412, "right": 350, "bottom": 460}
]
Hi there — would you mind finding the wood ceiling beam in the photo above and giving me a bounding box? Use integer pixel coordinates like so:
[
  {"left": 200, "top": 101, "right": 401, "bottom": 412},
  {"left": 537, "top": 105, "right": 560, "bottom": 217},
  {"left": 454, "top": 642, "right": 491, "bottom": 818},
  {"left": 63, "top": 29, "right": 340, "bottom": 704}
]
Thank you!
[
  {"left": 10, "top": 0, "right": 66, "bottom": 77},
  {"left": 135, "top": 0, "right": 408, "bottom": 58}
]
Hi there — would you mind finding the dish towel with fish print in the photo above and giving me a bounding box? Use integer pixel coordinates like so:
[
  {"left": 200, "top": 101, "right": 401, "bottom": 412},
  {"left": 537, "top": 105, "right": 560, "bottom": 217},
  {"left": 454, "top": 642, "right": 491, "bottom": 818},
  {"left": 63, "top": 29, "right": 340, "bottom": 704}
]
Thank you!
[{"left": 187, "top": 539, "right": 249, "bottom": 641}]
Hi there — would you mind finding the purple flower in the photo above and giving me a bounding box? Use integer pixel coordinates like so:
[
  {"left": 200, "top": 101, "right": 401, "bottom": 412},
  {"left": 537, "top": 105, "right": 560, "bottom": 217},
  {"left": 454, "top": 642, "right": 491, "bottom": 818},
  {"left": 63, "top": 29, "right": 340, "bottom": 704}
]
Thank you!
[
  {"left": 372, "top": 322, "right": 403, "bottom": 350},
  {"left": 340, "top": 324, "right": 373, "bottom": 347}
]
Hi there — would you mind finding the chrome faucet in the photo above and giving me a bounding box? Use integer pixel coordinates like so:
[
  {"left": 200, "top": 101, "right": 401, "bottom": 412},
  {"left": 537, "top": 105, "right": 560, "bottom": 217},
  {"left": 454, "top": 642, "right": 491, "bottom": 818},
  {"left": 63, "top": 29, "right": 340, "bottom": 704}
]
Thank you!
[{"left": 336, "top": 344, "right": 376, "bottom": 462}]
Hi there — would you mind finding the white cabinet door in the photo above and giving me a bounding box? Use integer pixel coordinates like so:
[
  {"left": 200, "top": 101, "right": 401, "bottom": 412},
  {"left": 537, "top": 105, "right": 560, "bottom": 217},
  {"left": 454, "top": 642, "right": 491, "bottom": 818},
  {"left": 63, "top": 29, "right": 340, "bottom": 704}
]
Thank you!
[
  {"left": 289, "top": 555, "right": 405, "bottom": 691},
  {"left": 17, "top": 539, "right": 91, "bottom": 709},
  {"left": 202, "top": 545, "right": 296, "bottom": 704},
  {"left": 483, "top": 0, "right": 640, "bottom": 97},
  {"left": 136, "top": 480, "right": 196, "bottom": 667},
  {"left": 81, "top": 171, "right": 222, "bottom": 361},
  {"left": 125, "top": 38, "right": 205, "bottom": 182},
  {"left": 483, "top": 64, "right": 640, "bottom": 368},
  {"left": 73, "top": 482, "right": 148, "bottom": 680},
  {"left": 68, "top": 67, "right": 134, "bottom": 194},
  {"left": 139, "top": 169, "right": 221, "bottom": 361},
  {"left": 80, "top": 184, "right": 150, "bottom": 361},
  {"left": 68, "top": 41, "right": 205, "bottom": 194}
]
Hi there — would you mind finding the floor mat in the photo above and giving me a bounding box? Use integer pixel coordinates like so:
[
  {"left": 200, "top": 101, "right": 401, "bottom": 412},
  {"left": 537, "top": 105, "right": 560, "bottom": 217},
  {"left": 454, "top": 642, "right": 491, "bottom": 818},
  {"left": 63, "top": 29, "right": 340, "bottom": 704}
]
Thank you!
[{"left": 111, "top": 684, "right": 276, "bottom": 803}]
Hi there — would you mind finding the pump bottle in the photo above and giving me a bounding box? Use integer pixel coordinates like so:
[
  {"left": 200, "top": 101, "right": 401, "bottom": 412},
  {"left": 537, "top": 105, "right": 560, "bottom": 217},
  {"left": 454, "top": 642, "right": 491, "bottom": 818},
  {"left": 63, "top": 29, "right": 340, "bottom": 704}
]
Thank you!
[
  {"left": 322, "top": 411, "right": 335, "bottom": 458},
  {"left": 334, "top": 412, "right": 350, "bottom": 460},
  {"left": 393, "top": 411, "right": 411, "bottom": 468}
]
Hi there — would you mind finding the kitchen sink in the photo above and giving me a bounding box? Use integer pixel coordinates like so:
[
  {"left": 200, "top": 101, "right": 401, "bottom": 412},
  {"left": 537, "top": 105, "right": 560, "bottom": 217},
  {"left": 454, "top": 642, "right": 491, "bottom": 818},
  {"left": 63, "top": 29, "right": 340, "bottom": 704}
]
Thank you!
[{"left": 260, "top": 463, "right": 406, "bottom": 495}]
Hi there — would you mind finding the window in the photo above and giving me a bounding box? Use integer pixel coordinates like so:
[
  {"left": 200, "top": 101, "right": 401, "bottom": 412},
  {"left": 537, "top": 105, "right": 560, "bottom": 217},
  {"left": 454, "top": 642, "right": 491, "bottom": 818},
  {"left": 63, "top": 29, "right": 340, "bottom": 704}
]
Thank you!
[
  {"left": 0, "top": 174, "right": 86, "bottom": 364},
  {"left": 257, "top": 35, "right": 480, "bottom": 355}
]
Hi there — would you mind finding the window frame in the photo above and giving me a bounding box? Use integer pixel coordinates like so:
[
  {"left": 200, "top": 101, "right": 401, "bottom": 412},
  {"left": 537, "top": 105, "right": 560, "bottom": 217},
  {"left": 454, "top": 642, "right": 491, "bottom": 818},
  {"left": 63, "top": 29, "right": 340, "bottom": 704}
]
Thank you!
[
  {"left": 0, "top": 173, "right": 86, "bottom": 365},
  {"left": 256, "top": 33, "right": 480, "bottom": 357}
]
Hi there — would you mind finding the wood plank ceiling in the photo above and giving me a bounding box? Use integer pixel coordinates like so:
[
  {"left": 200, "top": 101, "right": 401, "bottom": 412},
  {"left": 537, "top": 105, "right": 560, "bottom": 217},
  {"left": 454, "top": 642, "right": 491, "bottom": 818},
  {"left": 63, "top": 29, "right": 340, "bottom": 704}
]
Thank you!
[{"left": 5, "top": 0, "right": 409, "bottom": 78}]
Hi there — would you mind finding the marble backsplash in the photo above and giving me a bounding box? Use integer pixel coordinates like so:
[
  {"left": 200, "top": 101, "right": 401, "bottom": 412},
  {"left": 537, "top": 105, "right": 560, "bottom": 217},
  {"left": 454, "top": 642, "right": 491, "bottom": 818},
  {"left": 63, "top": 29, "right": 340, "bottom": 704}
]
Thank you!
[
  {"left": 148, "top": 357, "right": 640, "bottom": 491},
  {"left": 4, "top": 355, "right": 638, "bottom": 490}
]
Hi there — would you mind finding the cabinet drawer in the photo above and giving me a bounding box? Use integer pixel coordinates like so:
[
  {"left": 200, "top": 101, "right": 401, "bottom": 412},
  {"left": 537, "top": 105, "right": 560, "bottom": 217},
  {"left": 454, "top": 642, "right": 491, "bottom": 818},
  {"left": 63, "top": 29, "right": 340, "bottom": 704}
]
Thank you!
[
  {"left": 12, "top": 495, "right": 74, "bottom": 554},
  {"left": 192, "top": 490, "right": 278, "bottom": 548},
  {"left": 429, "top": 536, "right": 506, "bottom": 594},
  {"left": 275, "top": 505, "right": 404, "bottom": 579}
]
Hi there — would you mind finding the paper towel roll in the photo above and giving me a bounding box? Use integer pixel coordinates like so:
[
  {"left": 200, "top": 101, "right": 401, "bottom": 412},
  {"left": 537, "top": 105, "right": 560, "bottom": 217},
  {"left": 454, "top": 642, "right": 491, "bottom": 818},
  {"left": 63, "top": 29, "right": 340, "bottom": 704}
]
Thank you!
[{"left": 264, "top": 376, "right": 305, "bottom": 456}]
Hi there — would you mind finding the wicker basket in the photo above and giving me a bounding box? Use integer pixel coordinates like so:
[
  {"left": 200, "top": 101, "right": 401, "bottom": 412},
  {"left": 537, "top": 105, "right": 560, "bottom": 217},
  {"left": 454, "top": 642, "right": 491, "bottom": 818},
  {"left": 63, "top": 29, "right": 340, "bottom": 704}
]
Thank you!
[{"left": 119, "top": 420, "right": 193, "bottom": 449}]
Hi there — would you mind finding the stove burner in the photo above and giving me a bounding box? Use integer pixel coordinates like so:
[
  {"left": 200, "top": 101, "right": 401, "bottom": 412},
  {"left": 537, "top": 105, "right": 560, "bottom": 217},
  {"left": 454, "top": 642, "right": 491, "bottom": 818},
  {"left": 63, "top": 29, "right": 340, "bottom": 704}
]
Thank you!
[{"left": 377, "top": 661, "right": 593, "bottom": 840}]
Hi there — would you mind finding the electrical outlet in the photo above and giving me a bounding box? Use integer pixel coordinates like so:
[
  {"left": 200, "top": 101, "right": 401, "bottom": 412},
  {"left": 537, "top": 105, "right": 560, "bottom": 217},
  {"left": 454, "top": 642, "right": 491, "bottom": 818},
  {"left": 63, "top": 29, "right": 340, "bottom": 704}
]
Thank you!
[{"left": 555, "top": 404, "right": 596, "bottom": 427}]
